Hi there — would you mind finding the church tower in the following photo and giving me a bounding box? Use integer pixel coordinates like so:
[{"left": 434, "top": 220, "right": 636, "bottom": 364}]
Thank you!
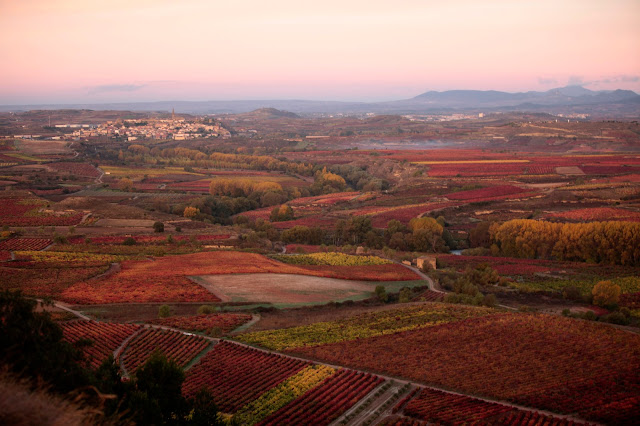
[{"left": 172, "top": 108, "right": 175, "bottom": 121}]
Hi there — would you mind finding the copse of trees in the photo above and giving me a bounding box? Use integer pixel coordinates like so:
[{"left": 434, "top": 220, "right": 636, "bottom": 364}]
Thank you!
[
  {"left": 116, "top": 145, "right": 314, "bottom": 176},
  {"left": 209, "top": 179, "right": 283, "bottom": 198},
  {"left": 183, "top": 206, "right": 200, "bottom": 218},
  {"left": 490, "top": 219, "right": 640, "bottom": 266},
  {"left": 270, "top": 204, "right": 294, "bottom": 222},
  {"left": 117, "top": 177, "right": 134, "bottom": 192},
  {"left": 469, "top": 221, "right": 492, "bottom": 248},
  {"left": 335, "top": 216, "right": 374, "bottom": 246},
  {"left": 209, "top": 179, "right": 292, "bottom": 208},
  {"left": 382, "top": 217, "right": 452, "bottom": 253},
  {"left": 311, "top": 167, "right": 348, "bottom": 194},
  {"left": 434, "top": 264, "right": 500, "bottom": 307},
  {"left": 188, "top": 196, "right": 259, "bottom": 225},
  {"left": 325, "top": 164, "right": 389, "bottom": 192},
  {"left": 592, "top": 280, "right": 621, "bottom": 308},
  {"left": 409, "top": 217, "right": 446, "bottom": 253},
  {"left": 281, "top": 225, "right": 325, "bottom": 245}
]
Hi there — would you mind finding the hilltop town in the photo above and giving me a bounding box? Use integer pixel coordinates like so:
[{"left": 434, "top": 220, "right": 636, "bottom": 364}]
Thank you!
[{"left": 2, "top": 110, "right": 230, "bottom": 142}]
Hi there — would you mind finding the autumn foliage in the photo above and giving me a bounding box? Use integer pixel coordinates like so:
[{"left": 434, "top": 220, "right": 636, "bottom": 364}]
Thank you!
[
  {"left": 393, "top": 387, "right": 585, "bottom": 426},
  {"left": 290, "top": 311, "right": 640, "bottom": 423},
  {"left": 61, "top": 320, "right": 141, "bottom": 369},
  {"left": 182, "top": 341, "right": 310, "bottom": 412},
  {"left": 591, "top": 280, "right": 621, "bottom": 307},
  {"left": 490, "top": 219, "right": 640, "bottom": 266},
  {"left": 120, "top": 328, "right": 210, "bottom": 373}
]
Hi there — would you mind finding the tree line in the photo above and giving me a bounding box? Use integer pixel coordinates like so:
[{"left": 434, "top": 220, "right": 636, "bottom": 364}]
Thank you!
[
  {"left": 489, "top": 219, "right": 640, "bottom": 266},
  {"left": 278, "top": 216, "right": 455, "bottom": 253},
  {"left": 117, "top": 146, "right": 315, "bottom": 176}
]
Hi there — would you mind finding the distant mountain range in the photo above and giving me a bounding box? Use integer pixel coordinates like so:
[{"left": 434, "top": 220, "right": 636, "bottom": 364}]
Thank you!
[{"left": 1, "top": 86, "right": 638, "bottom": 116}]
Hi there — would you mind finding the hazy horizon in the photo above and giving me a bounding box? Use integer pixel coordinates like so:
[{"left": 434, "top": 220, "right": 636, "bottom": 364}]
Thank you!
[
  {"left": 1, "top": 84, "right": 639, "bottom": 108},
  {"left": 1, "top": 0, "right": 639, "bottom": 104}
]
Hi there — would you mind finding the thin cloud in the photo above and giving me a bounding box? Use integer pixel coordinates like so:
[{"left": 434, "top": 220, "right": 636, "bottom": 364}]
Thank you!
[
  {"left": 599, "top": 75, "right": 639, "bottom": 84},
  {"left": 88, "top": 84, "right": 146, "bottom": 94},
  {"left": 567, "top": 75, "right": 584, "bottom": 86},
  {"left": 537, "top": 77, "right": 558, "bottom": 85},
  {"left": 572, "top": 75, "right": 640, "bottom": 88}
]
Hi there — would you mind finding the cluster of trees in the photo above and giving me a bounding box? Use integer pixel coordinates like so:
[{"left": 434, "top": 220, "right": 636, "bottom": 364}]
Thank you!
[
  {"left": 325, "top": 164, "right": 389, "bottom": 192},
  {"left": 592, "top": 280, "right": 621, "bottom": 307},
  {"left": 209, "top": 152, "right": 313, "bottom": 176},
  {"left": 117, "top": 177, "right": 134, "bottom": 192},
  {"left": 0, "top": 291, "right": 221, "bottom": 425},
  {"left": 277, "top": 216, "right": 454, "bottom": 253},
  {"left": 117, "top": 145, "right": 315, "bottom": 176},
  {"left": 490, "top": 219, "right": 640, "bottom": 266},
  {"left": 385, "top": 217, "right": 455, "bottom": 252},
  {"left": 281, "top": 225, "right": 327, "bottom": 245},
  {"left": 563, "top": 280, "right": 633, "bottom": 325},
  {"left": 209, "top": 178, "right": 288, "bottom": 201},
  {"left": 432, "top": 264, "right": 500, "bottom": 307},
  {"left": 270, "top": 204, "right": 294, "bottom": 222},
  {"left": 310, "top": 168, "right": 347, "bottom": 194},
  {"left": 186, "top": 196, "right": 260, "bottom": 225}
]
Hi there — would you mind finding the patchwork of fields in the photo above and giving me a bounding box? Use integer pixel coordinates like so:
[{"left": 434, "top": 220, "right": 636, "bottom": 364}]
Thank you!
[{"left": 2, "top": 117, "right": 640, "bottom": 424}]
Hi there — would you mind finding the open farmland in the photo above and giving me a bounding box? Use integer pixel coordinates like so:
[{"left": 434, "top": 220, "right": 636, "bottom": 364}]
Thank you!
[
  {"left": 0, "top": 237, "right": 52, "bottom": 251},
  {"left": 147, "top": 312, "right": 253, "bottom": 335},
  {"left": 57, "top": 251, "right": 419, "bottom": 305},
  {"left": 0, "top": 193, "right": 85, "bottom": 226},
  {"left": 546, "top": 206, "right": 640, "bottom": 221},
  {"left": 3, "top": 109, "right": 640, "bottom": 424},
  {"left": 236, "top": 303, "right": 495, "bottom": 351},
  {"left": 289, "top": 310, "right": 640, "bottom": 424},
  {"left": 386, "top": 387, "right": 586, "bottom": 425}
]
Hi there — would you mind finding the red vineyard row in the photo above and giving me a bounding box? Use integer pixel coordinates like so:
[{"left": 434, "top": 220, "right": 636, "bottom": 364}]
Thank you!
[
  {"left": 148, "top": 313, "right": 252, "bottom": 334},
  {"left": 182, "top": 341, "right": 310, "bottom": 413},
  {"left": 369, "top": 203, "right": 459, "bottom": 228},
  {"left": 400, "top": 387, "right": 586, "bottom": 425},
  {"left": 0, "top": 238, "right": 52, "bottom": 251},
  {"left": 546, "top": 207, "right": 640, "bottom": 222},
  {"left": 259, "top": 369, "right": 384, "bottom": 426},
  {"left": 61, "top": 320, "right": 141, "bottom": 369},
  {"left": 620, "top": 292, "right": 640, "bottom": 309},
  {"left": 413, "top": 290, "right": 444, "bottom": 302},
  {"left": 121, "top": 328, "right": 210, "bottom": 373},
  {"left": 291, "top": 313, "right": 640, "bottom": 424},
  {"left": 47, "top": 162, "right": 101, "bottom": 178},
  {"left": 445, "top": 185, "right": 527, "bottom": 201}
]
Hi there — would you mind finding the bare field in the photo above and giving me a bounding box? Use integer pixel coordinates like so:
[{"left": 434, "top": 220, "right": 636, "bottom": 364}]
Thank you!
[
  {"left": 94, "top": 218, "right": 157, "bottom": 227},
  {"left": 194, "top": 273, "right": 378, "bottom": 304},
  {"left": 555, "top": 166, "right": 584, "bottom": 175},
  {"left": 15, "top": 139, "right": 71, "bottom": 154}
]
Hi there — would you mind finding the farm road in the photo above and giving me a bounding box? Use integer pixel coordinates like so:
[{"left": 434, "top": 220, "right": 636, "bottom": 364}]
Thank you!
[{"left": 395, "top": 262, "right": 443, "bottom": 293}]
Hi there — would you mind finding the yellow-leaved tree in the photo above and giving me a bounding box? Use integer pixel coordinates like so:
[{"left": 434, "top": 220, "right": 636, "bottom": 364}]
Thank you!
[
  {"left": 183, "top": 206, "right": 199, "bottom": 218},
  {"left": 592, "top": 280, "right": 621, "bottom": 307}
]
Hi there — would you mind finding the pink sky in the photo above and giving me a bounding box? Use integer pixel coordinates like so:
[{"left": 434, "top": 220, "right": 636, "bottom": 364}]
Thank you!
[{"left": 1, "top": 0, "right": 639, "bottom": 104}]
